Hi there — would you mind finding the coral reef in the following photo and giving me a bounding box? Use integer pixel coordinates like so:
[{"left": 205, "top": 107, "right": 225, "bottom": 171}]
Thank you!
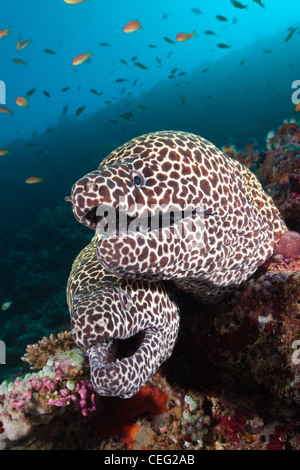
[
  {"left": 0, "top": 347, "right": 96, "bottom": 449},
  {"left": 22, "top": 332, "right": 76, "bottom": 370},
  {"left": 234, "top": 119, "right": 300, "bottom": 232},
  {"left": 1, "top": 253, "right": 299, "bottom": 450}
]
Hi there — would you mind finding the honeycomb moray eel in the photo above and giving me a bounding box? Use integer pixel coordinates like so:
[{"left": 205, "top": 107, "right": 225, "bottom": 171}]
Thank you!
[
  {"left": 68, "top": 131, "right": 287, "bottom": 303},
  {"left": 67, "top": 235, "right": 180, "bottom": 398}
]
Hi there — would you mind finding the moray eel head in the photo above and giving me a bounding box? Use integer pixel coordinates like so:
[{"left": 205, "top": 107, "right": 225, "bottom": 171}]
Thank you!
[
  {"left": 68, "top": 131, "right": 286, "bottom": 301},
  {"left": 70, "top": 279, "right": 179, "bottom": 398}
]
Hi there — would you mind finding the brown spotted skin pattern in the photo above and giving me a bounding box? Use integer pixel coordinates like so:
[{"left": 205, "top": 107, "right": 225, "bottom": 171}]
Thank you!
[
  {"left": 69, "top": 131, "right": 287, "bottom": 303},
  {"left": 67, "top": 235, "right": 180, "bottom": 398}
]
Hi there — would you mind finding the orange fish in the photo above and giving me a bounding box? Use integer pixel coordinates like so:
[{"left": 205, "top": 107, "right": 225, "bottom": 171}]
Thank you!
[
  {"left": 123, "top": 20, "right": 142, "bottom": 33},
  {"left": 72, "top": 50, "right": 93, "bottom": 66},
  {"left": 15, "top": 96, "right": 29, "bottom": 107},
  {"left": 63, "top": 0, "right": 86, "bottom": 3},
  {"left": 0, "top": 149, "right": 9, "bottom": 156},
  {"left": 13, "top": 58, "right": 27, "bottom": 65},
  {"left": 25, "top": 177, "right": 43, "bottom": 184},
  {"left": 295, "top": 102, "right": 300, "bottom": 112},
  {"left": 76, "top": 105, "right": 86, "bottom": 116},
  {"left": 0, "top": 106, "right": 13, "bottom": 115},
  {"left": 176, "top": 30, "right": 198, "bottom": 42},
  {"left": 0, "top": 27, "right": 11, "bottom": 39}
]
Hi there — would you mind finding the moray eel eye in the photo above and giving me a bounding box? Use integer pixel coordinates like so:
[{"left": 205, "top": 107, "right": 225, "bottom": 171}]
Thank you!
[
  {"left": 129, "top": 170, "right": 145, "bottom": 188},
  {"left": 118, "top": 289, "right": 131, "bottom": 310}
]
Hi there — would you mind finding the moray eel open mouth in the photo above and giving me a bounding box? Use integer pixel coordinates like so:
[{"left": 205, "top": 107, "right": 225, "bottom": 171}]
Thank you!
[{"left": 69, "top": 277, "right": 180, "bottom": 399}]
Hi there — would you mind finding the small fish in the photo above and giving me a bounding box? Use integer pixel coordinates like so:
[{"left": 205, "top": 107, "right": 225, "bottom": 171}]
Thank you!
[
  {"left": 1, "top": 301, "right": 12, "bottom": 311},
  {"left": 191, "top": 8, "right": 203, "bottom": 15},
  {"left": 26, "top": 143, "right": 36, "bottom": 147},
  {"left": 176, "top": 30, "right": 198, "bottom": 42},
  {"left": 170, "top": 67, "right": 178, "bottom": 74},
  {"left": 216, "top": 15, "right": 228, "bottom": 21},
  {"left": 163, "top": 37, "right": 176, "bottom": 44},
  {"left": 62, "top": 86, "right": 70, "bottom": 92},
  {"left": 178, "top": 96, "right": 186, "bottom": 107},
  {"left": 217, "top": 43, "right": 231, "bottom": 49},
  {"left": 178, "top": 71, "right": 187, "bottom": 76},
  {"left": 13, "top": 58, "right": 26, "bottom": 65},
  {"left": 134, "top": 62, "right": 148, "bottom": 70},
  {"left": 123, "top": 20, "right": 142, "bottom": 33},
  {"left": 162, "top": 13, "right": 168, "bottom": 19},
  {"left": 16, "top": 36, "right": 20, "bottom": 50},
  {"left": 263, "top": 49, "right": 272, "bottom": 53},
  {"left": 99, "top": 42, "right": 111, "bottom": 47},
  {"left": 43, "top": 91, "right": 51, "bottom": 98},
  {"left": 76, "top": 105, "right": 86, "bottom": 116},
  {"left": 0, "top": 106, "right": 13, "bottom": 115},
  {"left": 295, "top": 102, "right": 300, "bottom": 113},
  {"left": 155, "top": 57, "right": 162, "bottom": 64},
  {"left": 72, "top": 51, "right": 93, "bottom": 66},
  {"left": 230, "top": 0, "right": 248, "bottom": 9},
  {"left": 0, "top": 27, "right": 11, "bottom": 39},
  {"left": 120, "top": 112, "right": 135, "bottom": 122},
  {"left": 115, "top": 78, "right": 130, "bottom": 83},
  {"left": 46, "top": 128, "right": 54, "bottom": 133},
  {"left": 0, "top": 149, "right": 9, "bottom": 156},
  {"left": 204, "top": 30, "right": 217, "bottom": 35},
  {"left": 89, "top": 88, "right": 102, "bottom": 96},
  {"left": 285, "top": 27, "right": 298, "bottom": 42},
  {"left": 167, "top": 51, "right": 173, "bottom": 58},
  {"left": 26, "top": 88, "right": 36, "bottom": 96},
  {"left": 240, "top": 59, "right": 245, "bottom": 65},
  {"left": 148, "top": 44, "right": 157, "bottom": 48},
  {"left": 18, "top": 39, "right": 32, "bottom": 50},
  {"left": 62, "top": 105, "right": 69, "bottom": 115},
  {"left": 44, "top": 49, "right": 56, "bottom": 54},
  {"left": 63, "top": 0, "right": 86, "bottom": 4},
  {"left": 120, "top": 59, "right": 128, "bottom": 66},
  {"left": 131, "top": 55, "right": 137, "bottom": 62},
  {"left": 109, "top": 119, "right": 119, "bottom": 124},
  {"left": 16, "top": 96, "right": 29, "bottom": 107},
  {"left": 138, "top": 104, "right": 148, "bottom": 110},
  {"left": 25, "top": 177, "right": 43, "bottom": 184},
  {"left": 253, "top": 0, "right": 265, "bottom": 8},
  {"left": 202, "top": 68, "right": 209, "bottom": 73}
]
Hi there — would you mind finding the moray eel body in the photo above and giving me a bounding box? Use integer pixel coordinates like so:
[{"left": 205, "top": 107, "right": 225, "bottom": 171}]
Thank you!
[
  {"left": 68, "top": 131, "right": 287, "bottom": 302},
  {"left": 67, "top": 235, "right": 180, "bottom": 398}
]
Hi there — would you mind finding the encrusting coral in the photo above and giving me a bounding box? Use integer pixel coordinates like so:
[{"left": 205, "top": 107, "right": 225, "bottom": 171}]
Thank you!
[{"left": 0, "top": 346, "right": 96, "bottom": 449}]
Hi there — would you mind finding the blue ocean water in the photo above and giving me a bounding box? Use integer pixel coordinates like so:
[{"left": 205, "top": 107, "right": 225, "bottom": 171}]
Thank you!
[{"left": 0, "top": 0, "right": 300, "bottom": 380}]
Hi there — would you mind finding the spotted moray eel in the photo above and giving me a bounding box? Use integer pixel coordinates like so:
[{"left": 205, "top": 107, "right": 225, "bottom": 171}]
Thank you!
[
  {"left": 68, "top": 131, "right": 287, "bottom": 303},
  {"left": 67, "top": 234, "right": 179, "bottom": 398}
]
